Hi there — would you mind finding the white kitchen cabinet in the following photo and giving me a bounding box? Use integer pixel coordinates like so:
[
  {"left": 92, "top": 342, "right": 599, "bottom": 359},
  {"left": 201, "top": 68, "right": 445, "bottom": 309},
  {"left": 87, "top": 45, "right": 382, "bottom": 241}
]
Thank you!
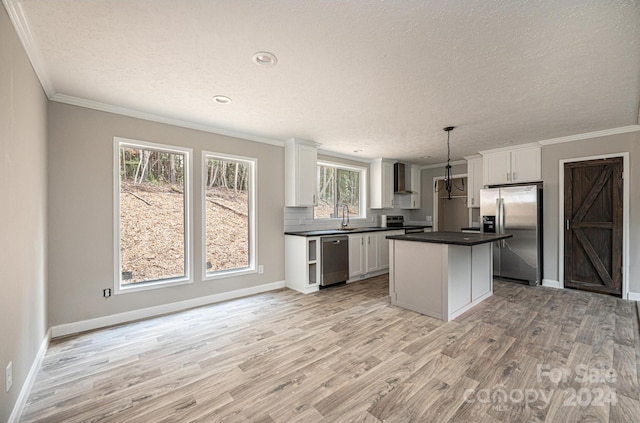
[
  {"left": 379, "top": 230, "right": 404, "bottom": 269},
  {"left": 511, "top": 147, "right": 542, "bottom": 183},
  {"left": 466, "top": 157, "right": 483, "bottom": 208},
  {"left": 370, "top": 158, "right": 395, "bottom": 209},
  {"left": 349, "top": 231, "right": 400, "bottom": 278},
  {"left": 365, "top": 233, "right": 380, "bottom": 273},
  {"left": 348, "top": 234, "right": 365, "bottom": 278},
  {"left": 396, "top": 165, "right": 422, "bottom": 209},
  {"left": 409, "top": 166, "right": 421, "bottom": 209},
  {"left": 285, "top": 138, "right": 318, "bottom": 207},
  {"left": 285, "top": 235, "right": 320, "bottom": 294},
  {"left": 482, "top": 145, "right": 541, "bottom": 185}
]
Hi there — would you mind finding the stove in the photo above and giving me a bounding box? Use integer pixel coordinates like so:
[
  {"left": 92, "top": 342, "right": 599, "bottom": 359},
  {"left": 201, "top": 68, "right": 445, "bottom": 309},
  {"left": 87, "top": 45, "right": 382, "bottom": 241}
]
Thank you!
[{"left": 382, "top": 215, "right": 426, "bottom": 234}]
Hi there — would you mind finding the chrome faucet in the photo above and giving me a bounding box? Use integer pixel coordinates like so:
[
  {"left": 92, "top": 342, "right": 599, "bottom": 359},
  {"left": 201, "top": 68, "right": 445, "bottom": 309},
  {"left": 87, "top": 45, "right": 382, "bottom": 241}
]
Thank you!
[{"left": 341, "top": 204, "right": 350, "bottom": 230}]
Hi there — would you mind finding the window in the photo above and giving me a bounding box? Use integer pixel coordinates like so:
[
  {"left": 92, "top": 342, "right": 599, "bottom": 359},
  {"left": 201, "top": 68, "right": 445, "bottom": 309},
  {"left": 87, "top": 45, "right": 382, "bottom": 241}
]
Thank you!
[
  {"left": 315, "top": 161, "right": 366, "bottom": 219},
  {"left": 115, "top": 138, "right": 192, "bottom": 292},
  {"left": 203, "top": 152, "right": 256, "bottom": 278}
]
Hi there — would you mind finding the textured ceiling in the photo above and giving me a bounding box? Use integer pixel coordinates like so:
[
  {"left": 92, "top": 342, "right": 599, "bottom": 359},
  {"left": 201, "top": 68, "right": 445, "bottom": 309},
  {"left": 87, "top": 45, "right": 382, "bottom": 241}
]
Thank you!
[{"left": 8, "top": 0, "right": 640, "bottom": 164}]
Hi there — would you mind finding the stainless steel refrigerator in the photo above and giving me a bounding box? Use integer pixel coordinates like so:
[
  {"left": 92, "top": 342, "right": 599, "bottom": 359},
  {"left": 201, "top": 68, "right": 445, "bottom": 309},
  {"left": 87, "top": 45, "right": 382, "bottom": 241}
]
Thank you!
[{"left": 480, "top": 184, "right": 542, "bottom": 285}]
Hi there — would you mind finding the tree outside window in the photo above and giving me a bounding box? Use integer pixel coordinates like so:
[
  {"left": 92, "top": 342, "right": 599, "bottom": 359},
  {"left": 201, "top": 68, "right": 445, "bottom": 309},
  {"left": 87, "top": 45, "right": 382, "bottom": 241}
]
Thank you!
[{"left": 315, "top": 163, "right": 364, "bottom": 219}]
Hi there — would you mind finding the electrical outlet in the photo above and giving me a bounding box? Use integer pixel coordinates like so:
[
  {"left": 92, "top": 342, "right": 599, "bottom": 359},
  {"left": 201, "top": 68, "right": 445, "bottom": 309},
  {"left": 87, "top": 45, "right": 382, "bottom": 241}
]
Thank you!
[
  {"left": 258, "top": 265, "right": 264, "bottom": 274},
  {"left": 6, "top": 361, "right": 12, "bottom": 392},
  {"left": 103, "top": 288, "right": 112, "bottom": 298}
]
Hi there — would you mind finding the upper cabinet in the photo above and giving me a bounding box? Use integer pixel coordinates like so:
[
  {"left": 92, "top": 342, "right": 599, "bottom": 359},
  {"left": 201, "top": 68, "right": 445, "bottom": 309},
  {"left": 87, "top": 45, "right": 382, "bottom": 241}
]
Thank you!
[
  {"left": 465, "top": 156, "right": 483, "bottom": 208},
  {"left": 370, "top": 158, "right": 395, "bottom": 209},
  {"left": 482, "top": 145, "right": 541, "bottom": 186},
  {"left": 285, "top": 138, "right": 318, "bottom": 207},
  {"left": 395, "top": 165, "right": 422, "bottom": 209},
  {"left": 408, "top": 165, "right": 422, "bottom": 209}
]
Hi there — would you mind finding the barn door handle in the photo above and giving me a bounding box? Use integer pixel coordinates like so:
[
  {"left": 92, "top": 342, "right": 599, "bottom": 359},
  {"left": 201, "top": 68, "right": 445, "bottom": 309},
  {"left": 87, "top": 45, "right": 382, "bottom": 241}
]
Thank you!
[{"left": 566, "top": 219, "right": 570, "bottom": 230}]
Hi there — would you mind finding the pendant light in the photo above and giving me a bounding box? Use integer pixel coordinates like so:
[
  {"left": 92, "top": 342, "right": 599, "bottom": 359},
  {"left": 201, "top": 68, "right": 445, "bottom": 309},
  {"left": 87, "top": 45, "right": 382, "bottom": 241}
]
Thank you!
[{"left": 435, "top": 126, "right": 464, "bottom": 200}]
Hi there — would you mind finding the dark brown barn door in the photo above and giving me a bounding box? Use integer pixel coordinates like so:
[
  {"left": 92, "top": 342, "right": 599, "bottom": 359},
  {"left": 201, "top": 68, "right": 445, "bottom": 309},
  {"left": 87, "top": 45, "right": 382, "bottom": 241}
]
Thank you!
[{"left": 564, "top": 157, "right": 623, "bottom": 296}]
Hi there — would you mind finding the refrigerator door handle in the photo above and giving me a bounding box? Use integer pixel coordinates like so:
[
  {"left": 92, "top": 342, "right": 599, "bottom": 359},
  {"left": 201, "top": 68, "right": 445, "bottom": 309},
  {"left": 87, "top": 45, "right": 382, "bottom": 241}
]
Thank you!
[
  {"left": 495, "top": 198, "right": 501, "bottom": 248},
  {"left": 500, "top": 198, "right": 506, "bottom": 248}
]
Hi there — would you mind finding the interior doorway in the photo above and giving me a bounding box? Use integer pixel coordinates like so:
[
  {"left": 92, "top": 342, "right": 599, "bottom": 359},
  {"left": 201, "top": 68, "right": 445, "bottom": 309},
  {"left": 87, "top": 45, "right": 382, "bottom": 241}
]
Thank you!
[
  {"left": 433, "top": 176, "right": 468, "bottom": 232},
  {"left": 563, "top": 157, "right": 623, "bottom": 297}
]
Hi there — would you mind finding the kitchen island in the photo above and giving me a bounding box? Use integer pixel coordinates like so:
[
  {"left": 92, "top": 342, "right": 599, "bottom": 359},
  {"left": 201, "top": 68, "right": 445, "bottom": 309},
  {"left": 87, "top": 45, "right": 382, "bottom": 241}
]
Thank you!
[{"left": 385, "top": 231, "right": 512, "bottom": 321}]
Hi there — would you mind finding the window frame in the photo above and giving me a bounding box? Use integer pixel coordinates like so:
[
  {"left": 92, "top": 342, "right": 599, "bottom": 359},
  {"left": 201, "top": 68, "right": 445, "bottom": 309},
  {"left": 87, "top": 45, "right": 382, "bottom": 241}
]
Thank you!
[
  {"left": 113, "top": 137, "right": 194, "bottom": 295},
  {"left": 201, "top": 151, "right": 257, "bottom": 281},
  {"left": 314, "top": 160, "right": 367, "bottom": 221}
]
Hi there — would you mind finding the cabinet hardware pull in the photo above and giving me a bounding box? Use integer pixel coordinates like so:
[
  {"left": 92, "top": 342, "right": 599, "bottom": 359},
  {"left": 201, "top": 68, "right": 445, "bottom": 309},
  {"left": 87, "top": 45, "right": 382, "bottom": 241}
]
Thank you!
[
  {"left": 566, "top": 219, "right": 570, "bottom": 230},
  {"left": 513, "top": 172, "right": 518, "bottom": 181}
]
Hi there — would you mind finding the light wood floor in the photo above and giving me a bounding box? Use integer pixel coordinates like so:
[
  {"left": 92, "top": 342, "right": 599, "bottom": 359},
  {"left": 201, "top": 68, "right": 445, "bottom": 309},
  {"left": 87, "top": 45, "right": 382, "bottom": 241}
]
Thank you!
[{"left": 22, "top": 276, "right": 640, "bottom": 422}]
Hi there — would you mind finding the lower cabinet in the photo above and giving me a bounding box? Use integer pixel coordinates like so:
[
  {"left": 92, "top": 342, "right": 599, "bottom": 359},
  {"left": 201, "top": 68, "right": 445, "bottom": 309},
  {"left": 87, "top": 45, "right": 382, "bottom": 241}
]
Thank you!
[
  {"left": 349, "top": 231, "right": 403, "bottom": 278},
  {"left": 379, "top": 230, "right": 404, "bottom": 269},
  {"left": 285, "top": 235, "right": 320, "bottom": 294},
  {"left": 366, "top": 234, "right": 380, "bottom": 273},
  {"left": 348, "top": 234, "right": 365, "bottom": 278}
]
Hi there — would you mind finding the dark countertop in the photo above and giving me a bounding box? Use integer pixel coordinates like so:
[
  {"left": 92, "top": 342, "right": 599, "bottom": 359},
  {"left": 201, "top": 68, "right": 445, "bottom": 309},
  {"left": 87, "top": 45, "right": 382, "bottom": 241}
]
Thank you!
[
  {"left": 386, "top": 231, "right": 512, "bottom": 246},
  {"left": 285, "top": 225, "right": 432, "bottom": 237}
]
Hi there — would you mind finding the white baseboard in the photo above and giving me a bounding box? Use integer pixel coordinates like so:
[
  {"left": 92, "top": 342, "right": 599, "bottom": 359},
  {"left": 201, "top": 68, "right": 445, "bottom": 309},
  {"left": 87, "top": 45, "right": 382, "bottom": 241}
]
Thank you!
[
  {"left": 8, "top": 328, "right": 51, "bottom": 423},
  {"left": 52, "top": 280, "right": 285, "bottom": 338},
  {"left": 542, "top": 279, "right": 562, "bottom": 289},
  {"left": 628, "top": 292, "right": 640, "bottom": 301}
]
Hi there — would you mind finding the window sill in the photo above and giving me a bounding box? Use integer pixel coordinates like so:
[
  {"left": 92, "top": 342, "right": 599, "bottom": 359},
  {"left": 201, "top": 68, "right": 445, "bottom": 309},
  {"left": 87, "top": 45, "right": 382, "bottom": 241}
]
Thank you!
[
  {"left": 115, "top": 277, "right": 193, "bottom": 295},
  {"left": 203, "top": 266, "right": 256, "bottom": 281}
]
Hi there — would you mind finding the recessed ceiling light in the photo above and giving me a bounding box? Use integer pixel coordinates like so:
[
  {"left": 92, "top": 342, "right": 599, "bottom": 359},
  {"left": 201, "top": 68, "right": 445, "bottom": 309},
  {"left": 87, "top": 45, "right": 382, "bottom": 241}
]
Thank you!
[
  {"left": 252, "top": 51, "right": 278, "bottom": 67},
  {"left": 422, "top": 155, "right": 431, "bottom": 159},
  {"left": 213, "top": 95, "right": 232, "bottom": 104},
  {"left": 353, "top": 149, "right": 363, "bottom": 153}
]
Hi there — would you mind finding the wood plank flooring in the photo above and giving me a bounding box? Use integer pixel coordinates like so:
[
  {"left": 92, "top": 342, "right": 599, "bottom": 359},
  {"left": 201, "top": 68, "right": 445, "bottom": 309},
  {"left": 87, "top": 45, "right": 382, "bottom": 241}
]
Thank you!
[{"left": 21, "top": 276, "right": 640, "bottom": 422}]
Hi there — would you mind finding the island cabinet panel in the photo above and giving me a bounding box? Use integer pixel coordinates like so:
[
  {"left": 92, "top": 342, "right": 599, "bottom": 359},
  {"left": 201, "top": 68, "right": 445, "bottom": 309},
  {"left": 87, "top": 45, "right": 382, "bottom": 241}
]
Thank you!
[
  {"left": 471, "top": 244, "right": 492, "bottom": 301},
  {"left": 388, "top": 237, "right": 496, "bottom": 322},
  {"left": 392, "top": 241, "right": 445, "bottom": 319},
  {"left": 446, "top": 246, "right": 472, "bottom": 315}
]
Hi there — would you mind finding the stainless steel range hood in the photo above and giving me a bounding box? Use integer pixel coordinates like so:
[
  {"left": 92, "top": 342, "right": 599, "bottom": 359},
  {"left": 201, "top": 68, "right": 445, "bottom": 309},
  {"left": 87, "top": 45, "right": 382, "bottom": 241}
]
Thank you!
[{"left": 394, "top": 162, "right": 414, "bottom": 194}]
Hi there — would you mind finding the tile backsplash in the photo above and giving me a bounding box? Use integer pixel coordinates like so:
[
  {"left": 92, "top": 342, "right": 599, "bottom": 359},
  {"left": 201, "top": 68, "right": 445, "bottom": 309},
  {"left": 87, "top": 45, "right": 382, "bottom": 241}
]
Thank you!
[{"left": 284, "top": 206, "right": 419, "bottom": 232}]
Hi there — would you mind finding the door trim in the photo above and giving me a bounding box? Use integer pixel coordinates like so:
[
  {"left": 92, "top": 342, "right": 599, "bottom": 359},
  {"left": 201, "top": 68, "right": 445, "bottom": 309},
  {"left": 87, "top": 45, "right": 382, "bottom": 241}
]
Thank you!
[{"left": 558, "top": 152, "right": 629, "bottom": 299}]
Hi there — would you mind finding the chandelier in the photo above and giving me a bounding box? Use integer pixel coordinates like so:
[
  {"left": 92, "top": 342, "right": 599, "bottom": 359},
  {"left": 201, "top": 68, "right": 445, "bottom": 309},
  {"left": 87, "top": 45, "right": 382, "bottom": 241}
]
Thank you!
[{"left": 435, "top": 126, "right": 464, "bottom": 200}]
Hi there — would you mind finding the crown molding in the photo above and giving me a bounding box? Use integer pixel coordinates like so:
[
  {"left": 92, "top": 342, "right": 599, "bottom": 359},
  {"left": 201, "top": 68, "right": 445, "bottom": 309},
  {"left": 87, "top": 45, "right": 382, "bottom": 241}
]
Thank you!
[
  {"left": 538, "top": 125, "right": 640, "bottom": 145},
  {"left": 478, "top": 141, "right": 541, "bottom": 155},
  {"left": 51, "top": 93, "right": 286, "bottom": 147},
  {"left": 3, "top": 0, "right": 56, "bottom": 98},
  {"left": 317, "top": 149, "right": 372, "bottom": 163}
]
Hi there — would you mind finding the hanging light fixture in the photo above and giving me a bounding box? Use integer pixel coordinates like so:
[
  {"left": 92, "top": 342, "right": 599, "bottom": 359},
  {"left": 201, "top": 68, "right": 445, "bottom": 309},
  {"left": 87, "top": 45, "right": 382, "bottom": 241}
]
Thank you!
[{"left": 435, "top": 126, "right": 464, "bottom": 200}]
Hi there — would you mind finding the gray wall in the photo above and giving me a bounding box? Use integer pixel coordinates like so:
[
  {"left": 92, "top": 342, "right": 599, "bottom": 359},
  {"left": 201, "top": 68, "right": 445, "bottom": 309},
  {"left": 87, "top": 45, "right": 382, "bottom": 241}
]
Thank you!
[
  {"left": 541, "top": 131, "right": 640, "bottom": 292},
  {"left": 47, "top": 103, "right": 285, "bottom": 326},
  {"left": 0, "top": 5, "right": 49, "bottom": 420},
  {"left": 410, "top": 163, "right": 468, "bottom": 222}
]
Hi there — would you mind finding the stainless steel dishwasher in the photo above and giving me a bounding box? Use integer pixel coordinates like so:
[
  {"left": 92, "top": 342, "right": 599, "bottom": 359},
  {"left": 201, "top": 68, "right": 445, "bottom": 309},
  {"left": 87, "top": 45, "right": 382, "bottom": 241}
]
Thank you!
[{"left": 321, "top": 236, "right": 349, "bottom": 286}]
